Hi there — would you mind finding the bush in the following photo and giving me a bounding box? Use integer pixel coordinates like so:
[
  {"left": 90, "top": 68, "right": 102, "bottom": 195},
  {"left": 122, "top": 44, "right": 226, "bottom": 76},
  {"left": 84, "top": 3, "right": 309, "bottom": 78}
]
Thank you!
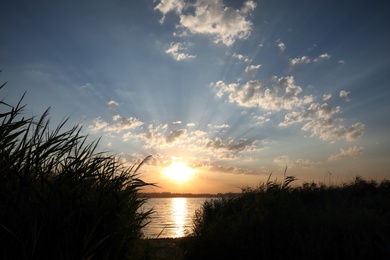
[
  {"left": 189, "top": 175, "right": 390, "bottom": 259},
  {"left": 0, "top": 80, "right": 153, "bottom": 259}
]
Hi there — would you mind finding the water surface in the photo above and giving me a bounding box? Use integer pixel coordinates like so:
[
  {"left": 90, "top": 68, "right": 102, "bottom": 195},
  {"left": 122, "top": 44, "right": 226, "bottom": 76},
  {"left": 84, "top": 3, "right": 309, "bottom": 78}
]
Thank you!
[{"left": 141, "top": 197, "right": 207, "bottom": 238}]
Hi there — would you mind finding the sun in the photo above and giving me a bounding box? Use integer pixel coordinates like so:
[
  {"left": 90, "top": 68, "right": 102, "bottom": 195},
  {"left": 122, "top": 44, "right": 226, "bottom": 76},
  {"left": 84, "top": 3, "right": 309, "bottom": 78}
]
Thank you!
[{"left": 163, "top": 161, "right": 195, "bottom": 183}]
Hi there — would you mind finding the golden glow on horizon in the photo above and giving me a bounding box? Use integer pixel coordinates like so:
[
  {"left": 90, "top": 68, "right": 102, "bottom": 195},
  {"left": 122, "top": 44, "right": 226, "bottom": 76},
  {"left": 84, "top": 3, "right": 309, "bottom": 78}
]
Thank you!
[{"left": 163, "top": 161, "right": 195, "bottom": 183}]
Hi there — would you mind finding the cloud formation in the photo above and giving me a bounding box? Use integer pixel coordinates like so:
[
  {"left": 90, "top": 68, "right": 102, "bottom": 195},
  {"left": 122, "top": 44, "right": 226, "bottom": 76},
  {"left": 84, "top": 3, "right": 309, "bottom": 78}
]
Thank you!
[
  {"left": 206, "top": 164, "right": 262, "bottom": 175},
  {"left": 107, "top": 100, "right": 119, "bottom": 110},
  {"left": 276, "top": 39, "right": 286, "bottom": 51},
  {"left": 206, "top": 137, "right": 254, "bottom": 152},
  {"left": 89, "top": 116, "right": 144, "bottom": 133},
  {"left": 166, "top": 42, "right": 196, "bottom": 61},
  {"left": 313, "top": 53, "right": 331, "bottom": 62},
  {"left": 245, "top": 64, "right": 261, "bottom": 76},
  {"left": 290, "top": 53, "right": 331, "bottom": 67},
  {"left": 280, "top": 101, "right": 364, "bottom": 142},
  {"left": 155, "top": 0, "right": 185, "bottom": 21},
  {"left": 166, "top": 129, "right": 187, "bottom": 143},
  {"left": 88, "top": 116, "right": 262, "bottom": 161},
  {"left": 339, "top": 90, "right": 350, "bottom": 101},
  {"left": 323, "top": 94, "right": 332, "bottom": 101},
  {"left": 213, "top": 76, "right": 312, "bottom": 111},
  {"left": 328, "top": 146, "right": 364, "bottom": 161},
  {"left": 274, "top": 155, "right": 320, "bottom": 168},
  {"left": 88, "top": 5, "right": 365, "bottom": 178},
  {"left": 211, "top": 53, "right": 364, "bottom": 143},
  {"left": 290, "top": 56, "right": 311, "bottom": 66},
  {"left": 155, "top": 0, "right": 257, "bottom": 46},
  {"left": 233, "top": 53, "right": 251, "bottom": 63}
]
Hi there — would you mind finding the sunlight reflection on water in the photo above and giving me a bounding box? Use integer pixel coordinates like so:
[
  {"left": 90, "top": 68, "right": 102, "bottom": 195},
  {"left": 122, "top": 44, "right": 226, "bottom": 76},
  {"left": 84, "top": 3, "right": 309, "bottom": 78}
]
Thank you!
[
  {"left": 173, "top": 198, "right": 187, "bottom": 237},
  {"left": 141, "top": 197, "right": 206, "bottom": 238}
]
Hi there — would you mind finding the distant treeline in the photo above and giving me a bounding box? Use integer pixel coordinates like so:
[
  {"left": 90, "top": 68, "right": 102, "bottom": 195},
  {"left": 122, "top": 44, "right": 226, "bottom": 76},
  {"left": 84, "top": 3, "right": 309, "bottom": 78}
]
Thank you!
[{"left": 140, "top": 192, "right": 241, "bottom": 198}]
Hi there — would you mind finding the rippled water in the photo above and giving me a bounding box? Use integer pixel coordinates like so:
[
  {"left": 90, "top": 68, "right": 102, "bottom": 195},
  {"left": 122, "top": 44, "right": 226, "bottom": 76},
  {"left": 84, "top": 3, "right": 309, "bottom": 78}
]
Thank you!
[{"left": 141, "top": 197, "right": 207, "bottom": 238}]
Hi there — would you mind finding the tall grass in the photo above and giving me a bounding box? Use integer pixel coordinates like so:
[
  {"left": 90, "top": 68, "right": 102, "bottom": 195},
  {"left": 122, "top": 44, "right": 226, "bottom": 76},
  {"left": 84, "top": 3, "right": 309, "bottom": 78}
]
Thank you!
[
  {"left": 0, "top": 80, "right": 153, "bottom": 259},
  {"left": 189, "top": 174, "right": 390, "bottom": 259}
]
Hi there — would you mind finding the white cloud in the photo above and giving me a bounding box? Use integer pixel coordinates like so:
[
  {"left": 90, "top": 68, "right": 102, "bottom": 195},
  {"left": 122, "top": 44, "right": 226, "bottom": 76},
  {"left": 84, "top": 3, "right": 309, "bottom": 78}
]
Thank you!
[
  {"left": 317, "top": 103, "right": 341, "bottom": 118},
  {"left": 213, "top": 76, "right": 311, "bottom": 111},
  {"left": 214, "top": 124, "right": 230, "bottom": 129},
  {"left": 274, "top": 155, "right": 320, "bottom": 168},
  {"left": 112, "top": 115, "right": 121, "bottom": 121},
  {"left": 156, "top": 0, "right": 257, "bottom": 46},
  {"left": 290, "top": 53, "right": 331, "bottom": 67},
  {"left": 338, "top": 60, "right": 345, "bottom": 64},
  {"left": 290, "top": 56, "right": 311, "bottom": 66},
  {"left": 206, "top": 164, "right": 262, "bottom": 175},
  {"left": 166, "top": 42, "right": 196, "bottom": 61},
  {"left": 88, "top": 115, "right": 266, "bottom": 163},
  {"left": 245, "top": 64, "right": 261, "bottom": 76},
  {"left": 323, "top": 93, "right": 332, "bottom": 101},
  {"left": 137, "top": 124, "right": 168, "bottom": 148},
  {"left": 276, "top": 39, "right": 286, "bottom": 51},
  {"left": 313, "top": 53, "right": 331, "bottom": 62},
  {"left": 154, "top": 0, "right": 185, "bottom": 23},
  {"left": 345, "top": 123, "right": 365, "bottom": 141},
  {"left": 124, "top": 122, "right": 263, "bottom": 159},
  {"left": 213, "top": 80, "right": 239, "bottom": 98},
  {"left": 232, "top": 53, "right": 251, "bottom": 63},
  {"left": 302, "top": 116, "right": 363, "bottom": 142},
  {"left": 81, "top": 82, "right": 92, "bottom": 89},
  {"left": 280, "top": 101, "right": 365, "bottom": 142},
  {"left": 89, "top": 117, "right": 108, "bottom": 132},
  {"left": 273, "top": 155, "right": 290, "bottom": 166},
  {"left": 253, "top": 113, "right": 271, "bottom": 124},
  {"left": 88, "top": 116, "right": 144, "bottom": 133},
  {"left": 172, "top": 121, "right": 182, "bottom": 125},
  {"left": 328, "top": 146, "right": 364, "bottom": 161},
  {"left": 106, "top": 117, "right": 144, "bottom": 132},
  {"left": 339, "top": 90, "right": 350, "bottom": 101},
  {"left": 107, "top": 100, "right": 119, "bottom": 108}
]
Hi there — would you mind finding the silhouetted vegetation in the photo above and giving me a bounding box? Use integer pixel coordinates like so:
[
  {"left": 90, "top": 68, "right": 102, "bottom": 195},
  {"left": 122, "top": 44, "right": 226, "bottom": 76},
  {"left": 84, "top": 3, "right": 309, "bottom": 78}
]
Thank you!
[
  {"left": 188, "top": 175, "right": 390, "bottom": 259},
  {"left": 2, "top": 77, "right": 390, "bottom": 260},
  {"left": 0, "top": 81, "right": 153, "bottom": 259}
]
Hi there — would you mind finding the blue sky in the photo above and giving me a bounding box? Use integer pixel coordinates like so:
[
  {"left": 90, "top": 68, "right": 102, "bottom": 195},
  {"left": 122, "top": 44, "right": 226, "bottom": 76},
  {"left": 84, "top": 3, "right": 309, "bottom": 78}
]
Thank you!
[{"left": 1, "top": 0, "right": 390, "bottom": 193}]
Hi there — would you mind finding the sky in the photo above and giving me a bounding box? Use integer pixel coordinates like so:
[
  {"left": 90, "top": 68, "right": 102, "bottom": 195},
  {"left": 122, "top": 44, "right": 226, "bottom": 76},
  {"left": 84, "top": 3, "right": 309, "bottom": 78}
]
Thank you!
[{"left": 1, "top": 0, "right": 390, "bottom": 193}]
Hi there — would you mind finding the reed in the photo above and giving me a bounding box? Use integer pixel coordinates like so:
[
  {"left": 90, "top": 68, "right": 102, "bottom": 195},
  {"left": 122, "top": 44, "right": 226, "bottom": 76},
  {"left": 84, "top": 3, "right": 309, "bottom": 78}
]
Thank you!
[
  {"left": 189, "top": 174, "right": 390, "bottom": 259},
  {"left": 0, "top": 80, "right": 153, "bottom": 259}
]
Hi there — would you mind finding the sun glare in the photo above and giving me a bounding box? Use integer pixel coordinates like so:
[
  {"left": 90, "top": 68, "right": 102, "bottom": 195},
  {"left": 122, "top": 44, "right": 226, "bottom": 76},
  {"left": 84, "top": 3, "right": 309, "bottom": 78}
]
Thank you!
[{"left": 163, "top": 161, "right": 195, "bottom": 183}]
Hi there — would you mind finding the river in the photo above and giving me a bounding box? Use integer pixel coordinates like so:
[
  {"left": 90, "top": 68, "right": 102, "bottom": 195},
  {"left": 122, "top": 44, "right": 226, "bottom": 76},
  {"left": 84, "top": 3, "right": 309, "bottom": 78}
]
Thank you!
[{"left": 140, "top": 197, "right": 208, "bottom": 238}]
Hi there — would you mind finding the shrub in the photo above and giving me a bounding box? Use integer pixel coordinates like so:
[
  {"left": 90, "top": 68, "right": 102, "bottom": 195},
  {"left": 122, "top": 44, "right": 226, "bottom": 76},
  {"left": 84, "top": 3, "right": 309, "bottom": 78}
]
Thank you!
[
  {"left": 0, "top": 80, "right": 153, "bottom": 259},
  {"left": 189, "top": 175, "right": 390, "bottom": 259}
]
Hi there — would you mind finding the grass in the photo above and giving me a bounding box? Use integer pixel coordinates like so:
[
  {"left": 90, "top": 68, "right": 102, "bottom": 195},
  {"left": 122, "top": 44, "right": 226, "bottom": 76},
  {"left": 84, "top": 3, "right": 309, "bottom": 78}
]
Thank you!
[
  {"left": 187, "top": 174, "right": 390, "bottom": 259},
  {"left": 0, "top": 79, "right": 154, "bottom": 259}
]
